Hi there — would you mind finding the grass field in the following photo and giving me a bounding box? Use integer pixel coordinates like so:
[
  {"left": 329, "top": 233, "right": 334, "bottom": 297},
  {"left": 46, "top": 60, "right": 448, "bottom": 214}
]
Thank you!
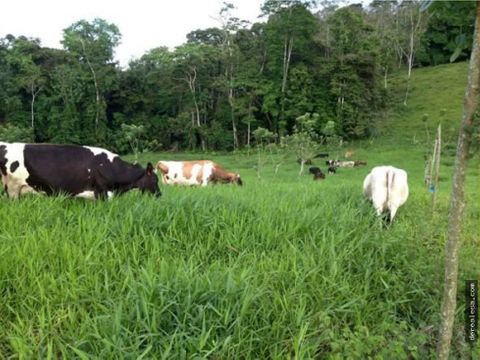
[{"left": 1, "top": 63, "right": 479, "bottom": 358}]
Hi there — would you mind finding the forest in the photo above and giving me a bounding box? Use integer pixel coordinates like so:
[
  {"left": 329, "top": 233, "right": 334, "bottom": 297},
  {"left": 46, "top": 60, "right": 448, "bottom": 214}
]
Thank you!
[{"left": 0, "top": 0, "right": 476, "bottom": 153}]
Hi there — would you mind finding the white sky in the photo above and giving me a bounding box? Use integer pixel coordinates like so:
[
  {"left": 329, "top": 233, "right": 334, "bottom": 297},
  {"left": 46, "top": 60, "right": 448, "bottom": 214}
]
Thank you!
[
  {"left": 1, "top": 0, "right": 369, "bottom": 68},
  {"left": 0, "top": 0, "right": 263, "bottom": 67}
]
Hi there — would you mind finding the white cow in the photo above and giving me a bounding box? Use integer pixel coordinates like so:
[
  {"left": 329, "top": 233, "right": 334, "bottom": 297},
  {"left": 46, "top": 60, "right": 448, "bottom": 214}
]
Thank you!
[{"left": 363, "top": 166, "right": 409, "bottom": 222}]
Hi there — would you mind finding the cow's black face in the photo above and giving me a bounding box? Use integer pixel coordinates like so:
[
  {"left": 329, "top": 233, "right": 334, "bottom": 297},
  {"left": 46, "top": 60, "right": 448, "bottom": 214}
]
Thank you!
[{"left": 136, "top": 162, "right": 161, "bottom": 197}]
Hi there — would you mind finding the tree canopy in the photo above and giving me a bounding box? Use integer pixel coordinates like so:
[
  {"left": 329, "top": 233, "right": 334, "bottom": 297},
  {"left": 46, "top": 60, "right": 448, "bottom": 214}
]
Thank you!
[{"left": 0, "top": 1, "right": 474, "bottom": 152}]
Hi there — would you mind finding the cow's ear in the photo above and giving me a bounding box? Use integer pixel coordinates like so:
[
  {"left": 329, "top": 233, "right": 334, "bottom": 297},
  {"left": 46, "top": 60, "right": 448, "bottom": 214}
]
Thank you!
[{"left": 146, "top": 162, "right": 154, "bottom": 175}]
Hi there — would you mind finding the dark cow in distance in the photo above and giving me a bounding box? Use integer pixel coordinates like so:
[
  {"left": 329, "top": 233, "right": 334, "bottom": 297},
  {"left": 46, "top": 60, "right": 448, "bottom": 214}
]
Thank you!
[
  {"left": 309, "top": 167, "right": 325, "bottom": 180},
  {"left": 0, "top": 142, "right": 161, "bottom": 199},
  {"left": 327, "top": 166, "right": 337, "bottom": 174}
]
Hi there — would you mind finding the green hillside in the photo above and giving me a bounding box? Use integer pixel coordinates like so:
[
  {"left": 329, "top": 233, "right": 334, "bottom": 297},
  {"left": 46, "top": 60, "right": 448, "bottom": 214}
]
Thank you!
[{"left": 382, "top": 61, "right": 470, "bottom": 145}]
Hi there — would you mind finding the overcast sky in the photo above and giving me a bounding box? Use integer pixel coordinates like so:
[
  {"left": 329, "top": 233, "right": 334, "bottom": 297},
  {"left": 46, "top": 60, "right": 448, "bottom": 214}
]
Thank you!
[
  {"left": 1, "top": 0, "right": 368, "bottom": 67},
  {"left": 0, "top": 0, "right": 264, "bottom": 67}
]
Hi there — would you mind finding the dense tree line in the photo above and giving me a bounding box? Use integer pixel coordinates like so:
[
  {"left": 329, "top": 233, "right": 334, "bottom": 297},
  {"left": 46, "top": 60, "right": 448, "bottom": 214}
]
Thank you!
[{"left": 0, "top": 0, "right": 475, "bottom": 153}]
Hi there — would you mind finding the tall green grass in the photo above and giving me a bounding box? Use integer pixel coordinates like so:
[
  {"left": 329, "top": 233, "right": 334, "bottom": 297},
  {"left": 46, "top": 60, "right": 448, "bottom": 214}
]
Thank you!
[{"left": 0, "top": 144, "right": 478, "bottom": 358}]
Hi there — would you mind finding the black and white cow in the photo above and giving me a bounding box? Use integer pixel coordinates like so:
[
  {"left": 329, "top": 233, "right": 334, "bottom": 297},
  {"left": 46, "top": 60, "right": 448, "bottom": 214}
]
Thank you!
[{"left": 0, "top": 142, "right": 161, "bottom": 199}]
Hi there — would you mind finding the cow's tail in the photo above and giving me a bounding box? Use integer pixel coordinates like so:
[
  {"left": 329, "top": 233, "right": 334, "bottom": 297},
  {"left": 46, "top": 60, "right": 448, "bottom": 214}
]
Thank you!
[{"left": 386, "top": 168, "right": 396, "bottom": 222}]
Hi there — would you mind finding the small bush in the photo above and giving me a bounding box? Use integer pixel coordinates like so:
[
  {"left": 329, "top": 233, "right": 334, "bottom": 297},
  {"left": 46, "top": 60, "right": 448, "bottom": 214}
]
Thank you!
[{"left": 0, "top": 124, "right": 34, "bottom": 143}]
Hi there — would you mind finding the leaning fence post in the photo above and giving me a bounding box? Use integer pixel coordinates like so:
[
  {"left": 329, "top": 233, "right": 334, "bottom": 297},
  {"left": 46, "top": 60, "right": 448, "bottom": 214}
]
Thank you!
[{"left": 432, "top": 124, "right": 442, "bottom": 209}]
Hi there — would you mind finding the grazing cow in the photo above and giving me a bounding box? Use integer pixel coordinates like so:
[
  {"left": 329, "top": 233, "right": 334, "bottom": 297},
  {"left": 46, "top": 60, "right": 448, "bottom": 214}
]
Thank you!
[
  {"left": 326, "top": 160, "right": 355, "bottom": 168},
  {"left": 337, "top": 161, "right": 355, "bottom": 168},
  {"left": 314, "top": 152, "right": 329, "bottom": 158},
  {"left": 344, "top": 150, "right": 354, "bottom": 158},
  {"left": 156, "top": 160, "right": 242, "bottom": 186},
  {"left": 0, "top": 142, "right": 161, "bottom": 199},
  {"left": 354, "top": 160, "right": 367, "bottom": 167},
  {"left": 308, "top": 167, "right": 325, "bottom": 180},
  {"left": 327, "top": 166, "right": 337, "bottom": 174},
  {"left": 363, "top": 166, "right": 409, "bottom": 222}
]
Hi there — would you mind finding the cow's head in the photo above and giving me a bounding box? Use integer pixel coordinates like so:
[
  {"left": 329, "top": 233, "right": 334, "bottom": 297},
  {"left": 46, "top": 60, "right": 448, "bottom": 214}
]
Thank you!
[
  {"left": 232, "top": 173, "right": 243, "bottom": 186},
  {"left": 135, "top": 162, "right": 161, "bottom": 197},
  {"left": 156, "top": 161, "right": 168, "bottom": 174},
  {"left": 216, "top": 171, "right": 243, "bottom": 186}
]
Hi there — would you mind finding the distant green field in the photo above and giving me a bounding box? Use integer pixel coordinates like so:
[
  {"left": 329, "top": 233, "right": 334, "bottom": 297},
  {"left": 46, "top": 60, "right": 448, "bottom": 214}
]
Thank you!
[{"left": 0, "top": 63, "right": 479, "bottom": 358}]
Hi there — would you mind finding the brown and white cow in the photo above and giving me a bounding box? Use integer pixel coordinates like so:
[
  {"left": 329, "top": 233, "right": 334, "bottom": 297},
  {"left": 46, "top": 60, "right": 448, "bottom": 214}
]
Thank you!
[{"left": 156, "top": 160, "right": 242, "bottom": 186}]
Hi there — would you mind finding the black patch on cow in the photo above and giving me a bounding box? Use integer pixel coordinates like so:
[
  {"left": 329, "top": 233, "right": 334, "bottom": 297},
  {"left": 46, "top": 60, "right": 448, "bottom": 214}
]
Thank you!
[
  {"left": 10, "top": 161, "right": 19, "bottom": 173},
  {"left": 174, "top": 173, "right": 178, "bottom": 179},
  {"left": 22, "top": 144, "right": 160, "bottom": 198},
  {"left": 0, "top": 145, "right": 7, "bottom": 176}
]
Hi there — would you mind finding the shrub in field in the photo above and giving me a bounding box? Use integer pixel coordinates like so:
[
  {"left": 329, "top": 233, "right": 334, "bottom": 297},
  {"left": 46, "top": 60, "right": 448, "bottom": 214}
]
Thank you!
[
  {"left": 120, "top": 123, "right": 160, "bottom": 160},
  {"left": 282, "top": 113, "right": 322, "bottom": 175},
  {"left": 252, "top": 127, "right": 277, "bottom": 178}
]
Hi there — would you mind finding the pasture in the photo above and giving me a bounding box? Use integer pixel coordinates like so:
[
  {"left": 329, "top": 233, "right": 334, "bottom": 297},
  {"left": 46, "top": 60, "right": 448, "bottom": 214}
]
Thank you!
[
  {"left": 0, "top": 62, "right": 479, "bottom": 358},
  {"left": 0, "top": 143, "right": 478, "bottom": 358}
]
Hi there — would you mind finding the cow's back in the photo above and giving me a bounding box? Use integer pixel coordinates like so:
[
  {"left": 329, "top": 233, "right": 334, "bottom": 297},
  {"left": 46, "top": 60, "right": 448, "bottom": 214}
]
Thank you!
[
  {"left": 388, "top": 168, "right": 409, "bottom": 207},
  {"left": 158, "top": 160, "right": 214, "bottom": 186},
  {"left": 22, "top": 144, "right": 104, "bottom": 195},
  {"left": 363, "top": 165, "right": 409, "bottom": 221}
]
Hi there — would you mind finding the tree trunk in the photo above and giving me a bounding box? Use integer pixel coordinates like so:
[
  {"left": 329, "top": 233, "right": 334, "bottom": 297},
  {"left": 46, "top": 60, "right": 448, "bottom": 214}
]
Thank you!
[
  {"left": 185, "top": 67, "right": 205, "bottom": 151},
  {"left": 30, "top": 83, "right": 41, "bottom": 139},
  {"left": 298, "top": 159, "right": 305, "bottom": 176},
  {"left": 437, "top": 3, "right": 480, "bottom": 359},
  {"left": 259, "top": 49, "right": 267, "bottom": 75},
  {"left": 229, "top": 88, "right": 238, "bottom": 150},
  {"left": 247, "top": 97, "right": 253, "bottom": 148},
  {"left": 403, "top": 4, "right": 423, "bottom": 106},
  {"left": 30, "top": 84, "right": 36, "bottom": 130},
  {"left": 80, "top": 39, "right": 101, "bottom": 141},
  {"left": 384, "top": 66, "right": 388, "bottom": 89},
  {"left": 279, "top": 35, "right": 293, "bottom": 136}
]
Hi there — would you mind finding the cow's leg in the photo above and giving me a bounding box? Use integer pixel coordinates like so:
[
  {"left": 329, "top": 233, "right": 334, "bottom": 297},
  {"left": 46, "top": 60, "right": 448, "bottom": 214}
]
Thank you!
[
  {"left": 389, "top": 205, "right": 399, "bottom": 222},
  {"left": 94, "top": 189, "right": 109, "bottom": 200},
  {"left": 1, "top": 175, "right": 7, "bottom": 196},
  {"left": 372, "top": 198, "right": 386, "bottom": 217},
  {"left": 92, "top": 168, "right": 111, "bottom": 200},
  {"left": 19, "top": 184, "right": 37, "bottom": 196},
  {"left": 7, "top": 185, "right": 20, "bottom": 199},
  {"left": 371, "top": 188, "right": 387, "bottom": 218},
  {"left": 93, "top": 183, "right": 112, "bottom": 200}
]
